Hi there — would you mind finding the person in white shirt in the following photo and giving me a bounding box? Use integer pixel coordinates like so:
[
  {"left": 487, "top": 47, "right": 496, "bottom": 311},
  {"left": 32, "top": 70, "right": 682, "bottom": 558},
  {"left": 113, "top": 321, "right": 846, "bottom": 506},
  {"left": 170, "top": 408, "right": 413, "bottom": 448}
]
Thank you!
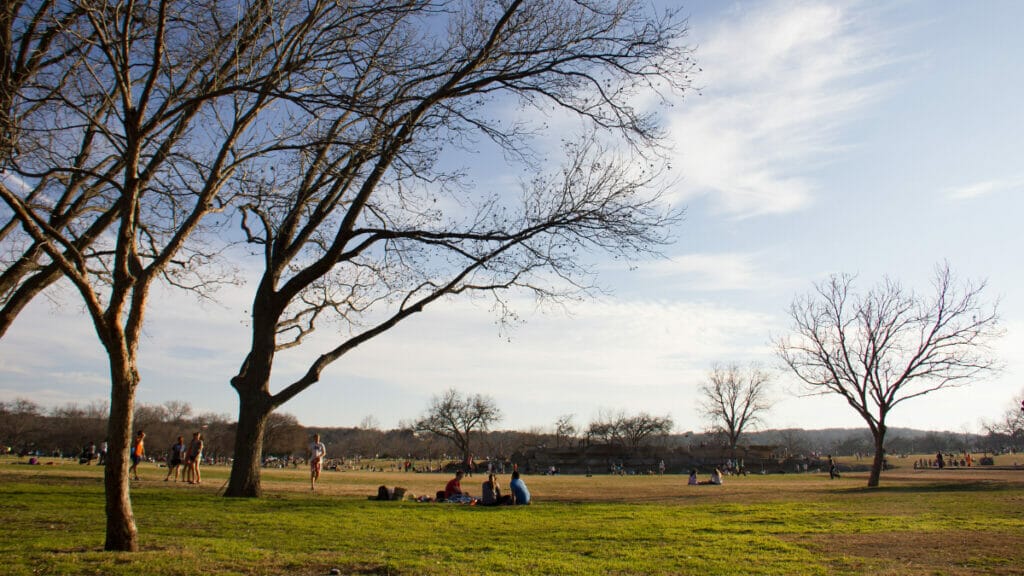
[{"left": 308, "top": 433, "right": 326, "bottom": 490}]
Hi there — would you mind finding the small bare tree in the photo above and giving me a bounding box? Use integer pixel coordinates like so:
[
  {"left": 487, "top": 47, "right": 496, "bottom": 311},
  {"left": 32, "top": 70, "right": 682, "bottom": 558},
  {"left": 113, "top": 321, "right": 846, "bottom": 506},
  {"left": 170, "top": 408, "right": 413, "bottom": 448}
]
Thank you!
[
  {"left": 984, "top": 389, "right": 1024, "bottom": 446},
  {"left": 776, "top": 263, "right": 1002, "bottom": 487},
  {"left": 554, "top": 414, "right": 577, "bottom": 448},
  {"left": 414, "top": 388, "right": 501, "bottom": 465},
  {"left": 698, "top": 363, "right": 772, "bottom": 449}
]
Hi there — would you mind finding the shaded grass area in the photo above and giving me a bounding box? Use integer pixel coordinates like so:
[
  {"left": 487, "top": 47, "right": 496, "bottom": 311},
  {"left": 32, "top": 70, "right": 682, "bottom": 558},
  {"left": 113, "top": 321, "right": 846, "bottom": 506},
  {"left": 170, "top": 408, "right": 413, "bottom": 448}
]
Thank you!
[{"left": 1, "top": 462, "right": 1022, "bottom": 575}]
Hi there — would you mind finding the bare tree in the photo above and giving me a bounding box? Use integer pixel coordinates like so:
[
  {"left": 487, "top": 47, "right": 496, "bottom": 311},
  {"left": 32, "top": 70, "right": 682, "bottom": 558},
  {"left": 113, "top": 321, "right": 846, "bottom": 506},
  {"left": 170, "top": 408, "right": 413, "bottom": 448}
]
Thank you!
[
  {"left": 698, "top": 363, "right": 772, "bottom": 449},
  {"left": 414, "top": 388, "right": 501, "bottom": 465},
  {"left": 0, "top": 1, "right": 104, "bottom": 337},
  {"left": 585, "top": 410, "right": 623, "bottom": 447},
  {"left": 554, "top": 414, "right": 577, "bottom": 448},
  {"left": 261, "top": 412, "right": 305, "bottom": 456},
  {"left": 984, "top": 389, "right": 1024, "bottom": 446},
  {"left": 585, "top": 409, "right": 671, "bottom": 450},
  {"left": 0, "top": 0, "right": 365, "bottom": 550},
  {"left": 223, "top": 0, "right": 694, "bottom": 497},
  {"left": 0, "top": 397, "right": 43, "bottom": 451},
  {"left": 162, "top": 400, "right": 193, "bottom": 424},
  {"left": 618, "top": 412, "right": 673, "bottom": 451},
  {"left": 776, "top": 263, "right": 1002, "bottom": 487}
]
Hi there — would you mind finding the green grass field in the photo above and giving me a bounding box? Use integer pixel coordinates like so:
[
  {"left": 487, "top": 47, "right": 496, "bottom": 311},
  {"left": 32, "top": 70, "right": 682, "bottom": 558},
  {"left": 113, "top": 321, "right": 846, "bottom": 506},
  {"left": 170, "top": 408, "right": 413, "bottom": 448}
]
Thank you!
[{"left": 1, "top": 457, "right": 1022, "bottom": 575}]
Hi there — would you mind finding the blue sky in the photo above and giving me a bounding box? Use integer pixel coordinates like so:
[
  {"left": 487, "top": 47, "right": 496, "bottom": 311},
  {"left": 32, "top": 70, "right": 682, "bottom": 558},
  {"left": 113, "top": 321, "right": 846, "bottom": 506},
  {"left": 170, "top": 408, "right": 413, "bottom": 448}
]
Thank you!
[{"left": 2, "top": 0, "right": 1022, "bottom": 435}]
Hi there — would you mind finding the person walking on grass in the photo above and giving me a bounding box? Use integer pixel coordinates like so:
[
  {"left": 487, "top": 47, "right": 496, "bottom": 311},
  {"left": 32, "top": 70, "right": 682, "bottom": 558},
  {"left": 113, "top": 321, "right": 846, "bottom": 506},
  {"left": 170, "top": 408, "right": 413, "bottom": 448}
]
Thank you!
[
  {"left": 165, "top": 435, "right": 187, "bottom": 482},
  {"left": 129, "top": 431, "right": 145, "bottom": 481},
  {"left": 308, "top": 433, "right": 326, "bottom": 491},
  {"left": 828, "top": 455, "right": 840, "bottom": 479},
  {"left": 185, "top": 432, "right": 204, "bottom": 485}
]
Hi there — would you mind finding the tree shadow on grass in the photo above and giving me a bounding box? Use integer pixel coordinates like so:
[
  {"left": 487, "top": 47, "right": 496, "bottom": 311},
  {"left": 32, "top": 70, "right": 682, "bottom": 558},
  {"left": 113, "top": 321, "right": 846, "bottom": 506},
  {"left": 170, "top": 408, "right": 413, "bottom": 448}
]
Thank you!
[{"left": 840, "top": 481, "right": 1018, "bottom": 495}]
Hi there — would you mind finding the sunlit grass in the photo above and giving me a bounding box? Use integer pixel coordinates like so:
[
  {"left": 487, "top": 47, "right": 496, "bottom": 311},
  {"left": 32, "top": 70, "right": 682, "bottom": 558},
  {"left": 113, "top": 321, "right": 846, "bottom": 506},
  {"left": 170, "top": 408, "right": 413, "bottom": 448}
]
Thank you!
[{"left": 1, "top": 458, "right": 1022, "bottom": 575}]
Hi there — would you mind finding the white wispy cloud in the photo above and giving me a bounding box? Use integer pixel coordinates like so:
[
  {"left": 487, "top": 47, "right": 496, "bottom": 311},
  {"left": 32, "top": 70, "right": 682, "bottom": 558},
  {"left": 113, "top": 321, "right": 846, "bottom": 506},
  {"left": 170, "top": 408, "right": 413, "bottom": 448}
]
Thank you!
[
  {"left": 667, "top": 0, "right": 893, "bottom": 218},
  {"left": 944, "top": 176, "right": 1024, "bottom": 201},
  {"left": 638, "top": 252, "right": 784, "bottom": 292}
]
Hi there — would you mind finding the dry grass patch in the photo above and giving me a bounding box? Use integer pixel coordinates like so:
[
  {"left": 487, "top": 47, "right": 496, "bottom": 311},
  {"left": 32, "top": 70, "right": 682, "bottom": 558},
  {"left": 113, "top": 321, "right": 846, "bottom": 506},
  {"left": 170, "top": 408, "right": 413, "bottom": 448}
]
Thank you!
[{"left": 795, "top": 530, "right": 1024, "bottom": 575}]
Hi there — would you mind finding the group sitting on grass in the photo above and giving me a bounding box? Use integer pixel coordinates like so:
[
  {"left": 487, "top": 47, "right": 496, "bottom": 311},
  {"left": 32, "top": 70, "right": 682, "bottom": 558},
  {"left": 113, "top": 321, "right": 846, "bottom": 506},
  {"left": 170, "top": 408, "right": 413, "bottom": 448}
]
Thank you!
[
  {"left": 369, "top": 469, "right": 532, "bottom": 505},
  {"left": 688, "top": 468, "right": 723, "bottom": 486},
  {"left": 431, "top": 470, "right": 531, "bottom": 505}
]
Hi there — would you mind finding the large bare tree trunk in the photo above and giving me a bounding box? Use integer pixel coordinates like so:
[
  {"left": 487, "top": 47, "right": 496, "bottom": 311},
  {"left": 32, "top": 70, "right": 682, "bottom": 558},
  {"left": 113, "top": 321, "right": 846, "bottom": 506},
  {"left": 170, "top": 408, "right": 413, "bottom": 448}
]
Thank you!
[
  {"left": 103, "top": 360, "right": 138, "bottom": 551},
  {"left": 224, "top": 391, "right": 271, "bottom": 498},
  {"left": 868, "top": 427, "right": 886, "bottom": 488}
]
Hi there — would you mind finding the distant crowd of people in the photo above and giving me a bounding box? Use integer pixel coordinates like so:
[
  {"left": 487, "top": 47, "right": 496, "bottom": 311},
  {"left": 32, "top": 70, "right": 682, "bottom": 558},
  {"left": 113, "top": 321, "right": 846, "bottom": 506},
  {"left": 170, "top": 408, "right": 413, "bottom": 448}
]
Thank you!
[{"left": 915, "top": 451, "right": 974, "bottom": 469}]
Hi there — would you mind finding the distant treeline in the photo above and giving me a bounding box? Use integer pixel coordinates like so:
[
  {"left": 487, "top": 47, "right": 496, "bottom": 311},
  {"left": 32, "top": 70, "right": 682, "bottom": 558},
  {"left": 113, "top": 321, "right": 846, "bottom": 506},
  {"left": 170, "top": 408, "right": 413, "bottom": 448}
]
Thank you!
[{"left": 2, "top": 398, "right": 1019, "bottom": 462}]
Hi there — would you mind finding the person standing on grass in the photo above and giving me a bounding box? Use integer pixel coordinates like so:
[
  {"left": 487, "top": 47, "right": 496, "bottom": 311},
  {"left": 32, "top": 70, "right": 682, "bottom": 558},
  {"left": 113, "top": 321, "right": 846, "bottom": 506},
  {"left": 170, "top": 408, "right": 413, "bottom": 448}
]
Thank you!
[
  {"left": 165, "top": 436, "right": 187, "bottom": 482},
  {"left": 185, "top": 432, "right": 204, "bottom": 484},
  {"left": 308, "top": 433, "right": 326, "bottom": 490},
  {"left": 509, "top": 470, "right": 531, "bottom": 505},
  {"left": 828, "top": 455, "right": 840, "bottom": 479},
  {"left": 129, "top": 431, "right": 145, "bottom": 481}
]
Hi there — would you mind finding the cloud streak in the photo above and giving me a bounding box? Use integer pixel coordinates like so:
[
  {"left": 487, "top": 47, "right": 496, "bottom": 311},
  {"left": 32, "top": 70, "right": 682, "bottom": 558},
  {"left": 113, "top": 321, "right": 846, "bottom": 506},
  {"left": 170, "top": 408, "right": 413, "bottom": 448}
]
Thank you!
[
  {"left": 638, "top": 252, "right": 790, "bottom": 292},
  {"left": 667, "top": 0, "right": 892, "bottom": 218},
  {"left": 945, "top": 176, "right": 1024, "bottom": 201}
]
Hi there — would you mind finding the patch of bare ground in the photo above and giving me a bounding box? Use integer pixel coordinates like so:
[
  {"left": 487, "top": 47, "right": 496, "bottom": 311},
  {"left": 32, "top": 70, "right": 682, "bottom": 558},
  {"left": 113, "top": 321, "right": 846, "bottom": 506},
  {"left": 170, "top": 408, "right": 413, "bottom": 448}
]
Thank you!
[
  {"left": 791, "top": 530, "right": 1024, "bottom": 575},
  {"left": 263, "top": 467, "right": 1024, "bottom": 504}
]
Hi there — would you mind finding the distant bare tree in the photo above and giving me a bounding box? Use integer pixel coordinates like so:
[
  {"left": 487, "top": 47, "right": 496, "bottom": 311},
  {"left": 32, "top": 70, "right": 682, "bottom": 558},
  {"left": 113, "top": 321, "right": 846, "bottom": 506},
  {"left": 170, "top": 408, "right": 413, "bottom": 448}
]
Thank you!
[
  {"left": 618, "top": 412, "right": 673, "bottom": 451},
  {"left": 585, "top": 410, "right": 624, "bottom": 446},
  {"left": 262, "top": 412, "right": 304, "bottom": 457},
  {"left": 162, "top": 401, "right": 193, "bottom": 424},
  {"left": 773, "top": 428, "right": 810, "bottom": 459},
  {"left": 984, "top": 389, "right": 1024, "bottom": 445},
  {"left": 414, "top": 389, "right": 501, "bottom": 465},
  {"left": 0, "top": 397, "right": 43, "bottom": 450},
  {"left": 84, "top": 400, "right": 109, "bottom": 420},
  {"left": 554, "top": 414, "right": 577, "bottom": 448},
  {"left": 132, "top": 404, "right": 168, "bottom": 432},
  {"left": 698, "top": 363, "right": 772, "bottom": 449},
  {"left": 585, "top": 410, "right": 672, "bottom": 450},
  {"left": 776, "top": 263, "right": 1002, "bottom": 487}
]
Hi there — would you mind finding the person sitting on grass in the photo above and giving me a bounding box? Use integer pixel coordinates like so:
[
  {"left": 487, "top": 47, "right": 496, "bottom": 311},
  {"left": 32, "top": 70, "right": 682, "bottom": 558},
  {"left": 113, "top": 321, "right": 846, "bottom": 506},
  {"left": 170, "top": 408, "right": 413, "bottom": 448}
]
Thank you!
[
  {"left": 510, "top": 470, "right": 531, "bottom": 505},
  {"left": 699, "top": 468, "right": 723, "bottom": 485},
  {"left": 481, "top": 473, "right": 513, "bottom": 506},
  {"left": 688, "top": 469, "right": 699, "bottom": 486},
  {"left": 444, "top": 470, "right": 474, "bottom": 503}
]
